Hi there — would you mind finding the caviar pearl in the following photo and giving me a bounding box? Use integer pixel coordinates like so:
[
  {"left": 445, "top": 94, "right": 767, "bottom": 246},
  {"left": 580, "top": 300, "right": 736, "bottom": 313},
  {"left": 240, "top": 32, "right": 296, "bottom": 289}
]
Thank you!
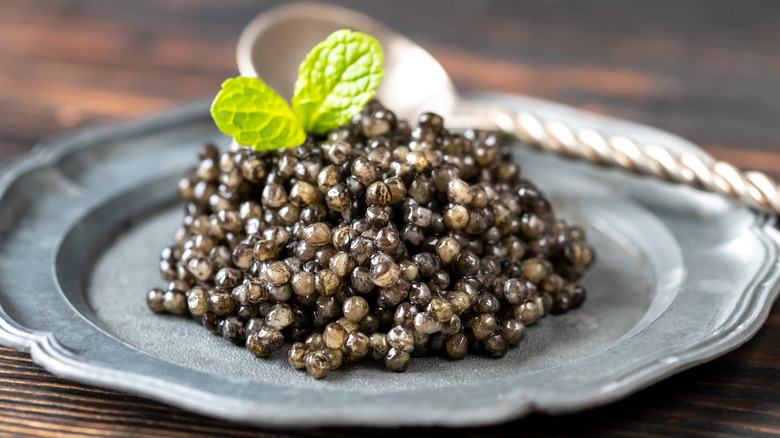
[
  {"left": 387, "top": 326, "right": 415, "bottom": 353},
  {"left": 343, "top": 296, "right": 369, "bottom": 323},
  {"left": 305, "top": 351, "right": 331, "bottom": 379},
  {"left": 287, "top": 342, "right": 308, "bottom": 369}
]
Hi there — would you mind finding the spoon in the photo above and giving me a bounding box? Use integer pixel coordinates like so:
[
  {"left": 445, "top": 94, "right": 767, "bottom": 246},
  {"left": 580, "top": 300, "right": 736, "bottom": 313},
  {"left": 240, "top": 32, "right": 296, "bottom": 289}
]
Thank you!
[{"left": 237, "top": 2, "right": 780, "bottom": 215}]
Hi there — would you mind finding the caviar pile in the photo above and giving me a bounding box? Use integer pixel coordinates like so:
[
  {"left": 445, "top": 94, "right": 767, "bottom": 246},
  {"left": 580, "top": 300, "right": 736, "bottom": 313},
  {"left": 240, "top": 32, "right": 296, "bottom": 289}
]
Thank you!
[{"left": 146, "top": 101, "right": 594, "bottom": 379}]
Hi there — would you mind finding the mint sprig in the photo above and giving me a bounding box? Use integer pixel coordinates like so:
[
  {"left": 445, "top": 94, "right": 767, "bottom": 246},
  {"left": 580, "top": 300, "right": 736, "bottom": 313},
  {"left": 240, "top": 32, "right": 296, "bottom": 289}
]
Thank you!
[
  {"left": 210, "top": 77, "right": 306, "bottom": 150},
  {"left": 292, "top": 29, "right": 385, "bottom": 135},
  {"left": 210, "top": 29, "right": 385, "bottom": 151}
]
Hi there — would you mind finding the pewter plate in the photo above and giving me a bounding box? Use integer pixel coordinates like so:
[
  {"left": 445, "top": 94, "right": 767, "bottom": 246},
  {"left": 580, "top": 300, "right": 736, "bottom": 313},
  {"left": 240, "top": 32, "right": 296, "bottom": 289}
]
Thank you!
[{"left": 0, "top": 94, "right": 778, "bottom": 428}]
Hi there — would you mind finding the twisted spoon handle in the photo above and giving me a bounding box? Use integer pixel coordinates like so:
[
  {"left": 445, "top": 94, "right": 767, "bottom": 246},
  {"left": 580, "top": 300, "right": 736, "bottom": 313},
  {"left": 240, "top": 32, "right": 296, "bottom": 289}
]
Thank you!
[{"left": 476, "top": 105, "right": 780, "bottom": 215}]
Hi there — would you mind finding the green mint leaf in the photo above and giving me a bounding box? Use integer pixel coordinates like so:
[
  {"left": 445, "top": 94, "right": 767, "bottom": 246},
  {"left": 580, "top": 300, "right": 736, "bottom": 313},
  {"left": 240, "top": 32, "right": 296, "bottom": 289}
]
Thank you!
[
  {"left": 292, "top": 29, "right": 385, "bottom": 135},
  {"left": 210, "top": 76, "right": 306, "bottom": 150}
]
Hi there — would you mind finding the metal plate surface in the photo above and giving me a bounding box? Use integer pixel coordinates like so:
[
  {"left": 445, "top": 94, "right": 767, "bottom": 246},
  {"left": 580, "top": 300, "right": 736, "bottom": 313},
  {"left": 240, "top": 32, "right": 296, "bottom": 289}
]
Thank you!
[{"left": 0, "top": 95, "right": 778, "bottom": 427}]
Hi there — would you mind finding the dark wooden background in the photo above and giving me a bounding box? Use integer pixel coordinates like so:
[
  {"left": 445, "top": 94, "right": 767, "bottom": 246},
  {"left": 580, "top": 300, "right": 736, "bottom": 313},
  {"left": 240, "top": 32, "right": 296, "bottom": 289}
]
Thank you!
[{"left": 1, "top": 0, "right": 779, "bottom": 436}]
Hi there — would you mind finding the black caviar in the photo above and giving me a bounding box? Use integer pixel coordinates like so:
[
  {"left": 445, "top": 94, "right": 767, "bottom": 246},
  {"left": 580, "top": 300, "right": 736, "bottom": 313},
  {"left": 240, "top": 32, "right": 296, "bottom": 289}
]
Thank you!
[{"left": 148, "top": 101, "right": 594, "bottom": 378}]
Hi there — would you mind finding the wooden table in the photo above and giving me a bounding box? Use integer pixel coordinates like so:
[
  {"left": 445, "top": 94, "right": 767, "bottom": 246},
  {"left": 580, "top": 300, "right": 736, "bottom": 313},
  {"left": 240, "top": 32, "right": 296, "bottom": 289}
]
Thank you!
[{"left": 1, "top": 1, "right": 778, "bottom": 436}]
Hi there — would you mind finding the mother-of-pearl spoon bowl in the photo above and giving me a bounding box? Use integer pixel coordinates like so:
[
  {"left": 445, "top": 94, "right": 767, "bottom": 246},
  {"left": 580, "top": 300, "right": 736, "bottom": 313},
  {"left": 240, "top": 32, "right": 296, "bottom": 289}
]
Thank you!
[{"left": 237, "top": 2, "right": 457, "bottom": 125}]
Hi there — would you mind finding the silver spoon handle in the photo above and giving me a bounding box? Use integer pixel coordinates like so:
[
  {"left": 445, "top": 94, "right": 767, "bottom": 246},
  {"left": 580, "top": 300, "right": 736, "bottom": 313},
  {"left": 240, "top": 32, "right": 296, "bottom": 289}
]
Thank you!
[{"left": 475, "top": 105, "right": 780, "bottom": 215}]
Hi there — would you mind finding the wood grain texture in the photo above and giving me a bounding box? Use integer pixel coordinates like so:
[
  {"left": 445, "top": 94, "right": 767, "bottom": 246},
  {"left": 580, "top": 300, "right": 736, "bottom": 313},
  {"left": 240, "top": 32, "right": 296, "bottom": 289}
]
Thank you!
[{"left": 0, "top": 0, "right": 778, "bottom": 436}]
